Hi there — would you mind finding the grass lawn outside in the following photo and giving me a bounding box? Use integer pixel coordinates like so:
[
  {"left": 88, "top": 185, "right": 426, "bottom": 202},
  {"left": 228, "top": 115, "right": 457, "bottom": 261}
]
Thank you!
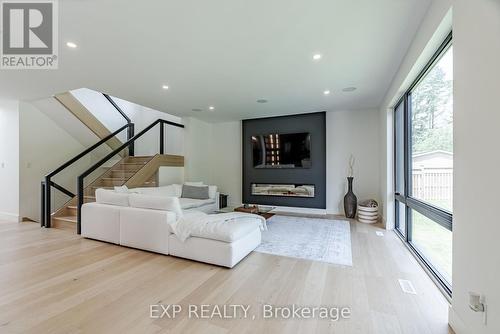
[{"left": 411, "top": 210, "right": 452, "bottom": 284}]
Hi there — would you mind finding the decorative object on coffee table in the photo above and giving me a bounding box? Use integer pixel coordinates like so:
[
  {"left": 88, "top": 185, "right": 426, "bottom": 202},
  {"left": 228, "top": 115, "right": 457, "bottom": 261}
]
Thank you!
[
  {"left": 358, "top": 199, "right": 379, "bottom": 224},
  {"left": 235, "top": 205, "right": 258, "bottom": 214},
  {"left": 343, "top": 155, "right": 357, "bottom": 218},
  {"left": 234, "top": 205, "right": 275, "bottom": 220}
]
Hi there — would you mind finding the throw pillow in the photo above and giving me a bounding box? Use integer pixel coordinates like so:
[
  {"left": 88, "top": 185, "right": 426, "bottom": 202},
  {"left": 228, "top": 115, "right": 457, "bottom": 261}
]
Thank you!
[{"left": 181, "top": 184, "right": 209, "bottom": 199}]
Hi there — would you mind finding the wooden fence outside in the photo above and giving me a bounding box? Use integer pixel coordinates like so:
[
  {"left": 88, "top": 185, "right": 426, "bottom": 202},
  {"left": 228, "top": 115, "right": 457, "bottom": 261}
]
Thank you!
[{"left": 412, "top": 168, "right": 453, "bottom": 203}]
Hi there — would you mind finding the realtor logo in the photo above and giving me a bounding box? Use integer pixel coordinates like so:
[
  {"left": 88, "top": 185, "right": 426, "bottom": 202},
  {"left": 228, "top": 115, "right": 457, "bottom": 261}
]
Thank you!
[{"left": 1, "top": 0, "right": 58, "bottom": 69}]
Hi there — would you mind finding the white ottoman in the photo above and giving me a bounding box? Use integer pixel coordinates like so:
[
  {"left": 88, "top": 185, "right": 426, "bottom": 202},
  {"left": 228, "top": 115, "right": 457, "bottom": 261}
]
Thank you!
[{"left": 169, "top": 226, "right": 262, "bottom": 268}]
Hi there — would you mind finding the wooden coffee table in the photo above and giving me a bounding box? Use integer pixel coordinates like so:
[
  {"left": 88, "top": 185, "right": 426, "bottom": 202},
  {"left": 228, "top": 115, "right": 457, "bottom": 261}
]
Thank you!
[{"left": 234, "top": 205, "right": 275, "bottom": 220}]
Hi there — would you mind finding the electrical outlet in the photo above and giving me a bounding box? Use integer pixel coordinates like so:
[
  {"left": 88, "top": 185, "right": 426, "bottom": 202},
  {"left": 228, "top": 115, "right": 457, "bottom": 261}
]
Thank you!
[
  {"left": 469, "top": 292, "right": 487, "bottom": 325},
  {"left": 1, "top": 162, "right": 4, "bottom": 168}
]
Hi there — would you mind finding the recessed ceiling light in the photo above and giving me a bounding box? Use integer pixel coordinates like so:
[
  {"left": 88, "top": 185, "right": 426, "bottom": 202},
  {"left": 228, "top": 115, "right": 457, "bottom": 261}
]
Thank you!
[
  {"left": 192, "top": 108, "right": 203, "bottom": 112},
  {"left": 162, "top": 85, "right": 169, "bottom": 90},
  {"left": 323, "top": 90, "right": 330, "bottom": 95},
  {"left": 313, "top": 54, "right": 322, "bottom": 60},
  {"left": 256, "top": 99, "right": 268, "bottom": 103},
  {"left": 342, "top": 87, "right": 357, "bottom": 92},
  {"left": 208, "top": 106, "right": 215, "bottom": 111},
  {"left": 66, "top": 42, "right": 77, "bottom": 48}
]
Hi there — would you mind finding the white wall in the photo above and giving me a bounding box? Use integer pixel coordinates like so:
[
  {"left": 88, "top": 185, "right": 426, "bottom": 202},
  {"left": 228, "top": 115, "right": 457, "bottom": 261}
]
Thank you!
[
  {"left": 210, "top": 121, "right": 242, "bottom": 206},
  {"left": 0, "top": 99, "right": 20, "bottom": 222},
  {"left": 183, "top": 118, "right": 242, "bottom": 207},
  {"left": 450, "top": 1, "right": 500, "bottom": 333},
  {"left": 379, "top": 0, "right": 452, "bottom": 228},
  {"left": 184, "top": 112, "right": 380, "bottom": 212},
  {"left": 158, "top": 166, "right": 184, "bottom": 186},
  {"left": 183, "top": 117, "right": 213, "bottom": 184},
  {"left": 19, "top": 102, "right": 91, "bottom": 222},
  {"left": 32, "top": 97, "right": 107, "bottom": 153},
  {"left": 326, "top": 110, "right": 380, "bottom": 214}
]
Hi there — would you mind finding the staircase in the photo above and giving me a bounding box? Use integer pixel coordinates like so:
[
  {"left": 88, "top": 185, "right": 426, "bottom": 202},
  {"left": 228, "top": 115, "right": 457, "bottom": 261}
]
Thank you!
[{"left": 51, "top": 155, "right": 153, "bottom": 230}]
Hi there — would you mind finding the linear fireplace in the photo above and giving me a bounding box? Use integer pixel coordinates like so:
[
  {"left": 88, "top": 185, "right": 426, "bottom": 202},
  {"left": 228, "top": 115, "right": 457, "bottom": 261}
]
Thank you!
[{"left": 251, "top": 184, "right": 315, "bottom": 198}]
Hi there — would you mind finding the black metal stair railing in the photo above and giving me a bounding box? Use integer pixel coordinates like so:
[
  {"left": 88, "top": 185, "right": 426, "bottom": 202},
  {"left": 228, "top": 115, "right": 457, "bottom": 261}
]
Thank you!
[
  {"left": 103, "top": 93, "right": 135, "bottom": 155},
  {"left": 76, "top": 119, "right": 184, "bottom": 234},
  {"left": 41, "top": 123, "right": 133, "bottom": 228}
]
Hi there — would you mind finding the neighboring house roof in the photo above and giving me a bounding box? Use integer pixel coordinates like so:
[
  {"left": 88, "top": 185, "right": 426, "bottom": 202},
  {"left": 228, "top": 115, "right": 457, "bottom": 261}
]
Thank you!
[
  {"left": 412, "top": 150, "right": 453, "bottom": 158},
  {"left": 413, "top": 150, "right": 453, "bottom": 169}
]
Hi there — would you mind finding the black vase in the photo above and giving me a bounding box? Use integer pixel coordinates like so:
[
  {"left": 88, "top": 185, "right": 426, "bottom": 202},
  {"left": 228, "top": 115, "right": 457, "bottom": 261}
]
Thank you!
[{"left": 344, "top": 177, "right": 357, "bottom": 218}]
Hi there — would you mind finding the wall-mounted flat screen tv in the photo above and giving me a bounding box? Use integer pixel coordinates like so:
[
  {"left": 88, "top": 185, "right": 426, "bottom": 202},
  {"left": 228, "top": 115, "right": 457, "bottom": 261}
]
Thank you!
[{"left": 252, "top": 132, "right": 311, "bottom": 168}]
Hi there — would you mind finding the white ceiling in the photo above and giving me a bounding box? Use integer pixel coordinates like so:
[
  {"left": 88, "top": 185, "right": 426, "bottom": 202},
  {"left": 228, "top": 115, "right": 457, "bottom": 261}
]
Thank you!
[{"left": 0, "top": 0, "right": 431, "bottom": 122}]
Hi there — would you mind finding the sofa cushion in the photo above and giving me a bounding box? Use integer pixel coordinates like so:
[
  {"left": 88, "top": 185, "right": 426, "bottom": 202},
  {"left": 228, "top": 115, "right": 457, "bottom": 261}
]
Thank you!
[
  {"left": 129, "top": 193, "right": 183, "bottom": 219},
  {"left": 203, "top": 220, "right": 260, "bottom": 243},
  {"left": 131, "top": 184, "right": 180, "bottom": 197},
  {"left": 181, "top": 184, "right": 209, "bottom": 199},
  {"left": 120, "top": 206, "right": 174, "bottom": 254},
  {"left": 81, "top": 203, "right": 121, "bottom": 244},
  {"left": 184, "top": 183, "right": 217, "bottom": 199},
  {"left": 174, "top": 213, "right": 262, "bottom": 243},
  {"left": 95, "top": 188, "right": 129, "bottom": 207},
  {"left": 113, "top": 185, "right": 129, "bottom": 193},
  {"left": 179, "top": 197, "right": 215, "bottom": 210}
]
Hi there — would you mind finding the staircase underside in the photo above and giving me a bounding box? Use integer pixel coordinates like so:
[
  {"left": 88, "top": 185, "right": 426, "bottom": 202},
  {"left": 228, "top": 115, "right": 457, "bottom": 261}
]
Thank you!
[
  {"left": 51, "top": 154, "right": 184, "bottom": 231},
  {"left": 54, "top": 92, "right": 124, "bottom": 154}
]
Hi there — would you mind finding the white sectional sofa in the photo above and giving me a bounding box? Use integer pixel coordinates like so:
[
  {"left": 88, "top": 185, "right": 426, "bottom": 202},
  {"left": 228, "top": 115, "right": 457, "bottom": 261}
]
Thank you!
[{"left": 81, "top": 187, "right": 262, "bottom": 268}]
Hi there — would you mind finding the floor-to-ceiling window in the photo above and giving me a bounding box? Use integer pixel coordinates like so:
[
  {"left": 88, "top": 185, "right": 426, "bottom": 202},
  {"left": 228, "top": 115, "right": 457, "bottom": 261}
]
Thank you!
[{"left": 394, "top": 33, "right": 453, "bottom": 294}]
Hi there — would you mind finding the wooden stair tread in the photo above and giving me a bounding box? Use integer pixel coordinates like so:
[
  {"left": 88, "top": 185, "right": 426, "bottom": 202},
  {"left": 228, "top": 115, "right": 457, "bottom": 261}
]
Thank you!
[
  {"left": 126, "top": 156, "right": 152, "bottom": 161},
  {"left": 109, "top": 172, "right": 135, "bottom": 176},
  {"left": 53, "top": 216, "right": 77, "bottom": 223}
]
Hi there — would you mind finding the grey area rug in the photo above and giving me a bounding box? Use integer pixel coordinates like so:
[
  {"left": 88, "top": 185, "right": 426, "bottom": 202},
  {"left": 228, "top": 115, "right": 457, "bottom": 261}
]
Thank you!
[{"left": 255, "top": 215, "right": 353, "bottom": 266}]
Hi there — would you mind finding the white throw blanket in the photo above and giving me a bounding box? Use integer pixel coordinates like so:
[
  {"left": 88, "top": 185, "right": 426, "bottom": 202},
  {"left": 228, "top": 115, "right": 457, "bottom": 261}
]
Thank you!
[{"left": 169, "top": 212, "right": 267, "bottom": 242}]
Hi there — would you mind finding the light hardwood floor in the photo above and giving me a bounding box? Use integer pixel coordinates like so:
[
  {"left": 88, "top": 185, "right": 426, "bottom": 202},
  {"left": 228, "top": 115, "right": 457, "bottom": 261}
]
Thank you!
[{"left": 0, "top": 219, "right": 453, "bottom": 334}]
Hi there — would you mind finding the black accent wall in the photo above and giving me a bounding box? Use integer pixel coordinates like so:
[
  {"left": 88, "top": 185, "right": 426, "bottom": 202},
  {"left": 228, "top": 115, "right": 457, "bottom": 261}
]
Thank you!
[{"left": 242, "top": 112, "right": 326, "bottom": 208}]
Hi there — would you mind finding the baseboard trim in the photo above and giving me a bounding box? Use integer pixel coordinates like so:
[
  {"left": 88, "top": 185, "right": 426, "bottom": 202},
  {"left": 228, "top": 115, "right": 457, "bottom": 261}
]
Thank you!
[
  {"left": 0, "top": 211, "right": 20, "bottom": 222},
  {"left": 326, "top": 208, "right": 340, "bottom": 215},
  {"left": 381, "top": 216, "right": 389, "bottom": 230},
  {"left": 448, "top": 306, "right": 468, "bottom": 334}
]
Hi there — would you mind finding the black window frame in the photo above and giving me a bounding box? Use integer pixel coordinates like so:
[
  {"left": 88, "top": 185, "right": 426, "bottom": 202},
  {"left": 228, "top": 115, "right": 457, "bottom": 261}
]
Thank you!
[{"left": 393, "top": 31, "right": 453, "bottom": 296}]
